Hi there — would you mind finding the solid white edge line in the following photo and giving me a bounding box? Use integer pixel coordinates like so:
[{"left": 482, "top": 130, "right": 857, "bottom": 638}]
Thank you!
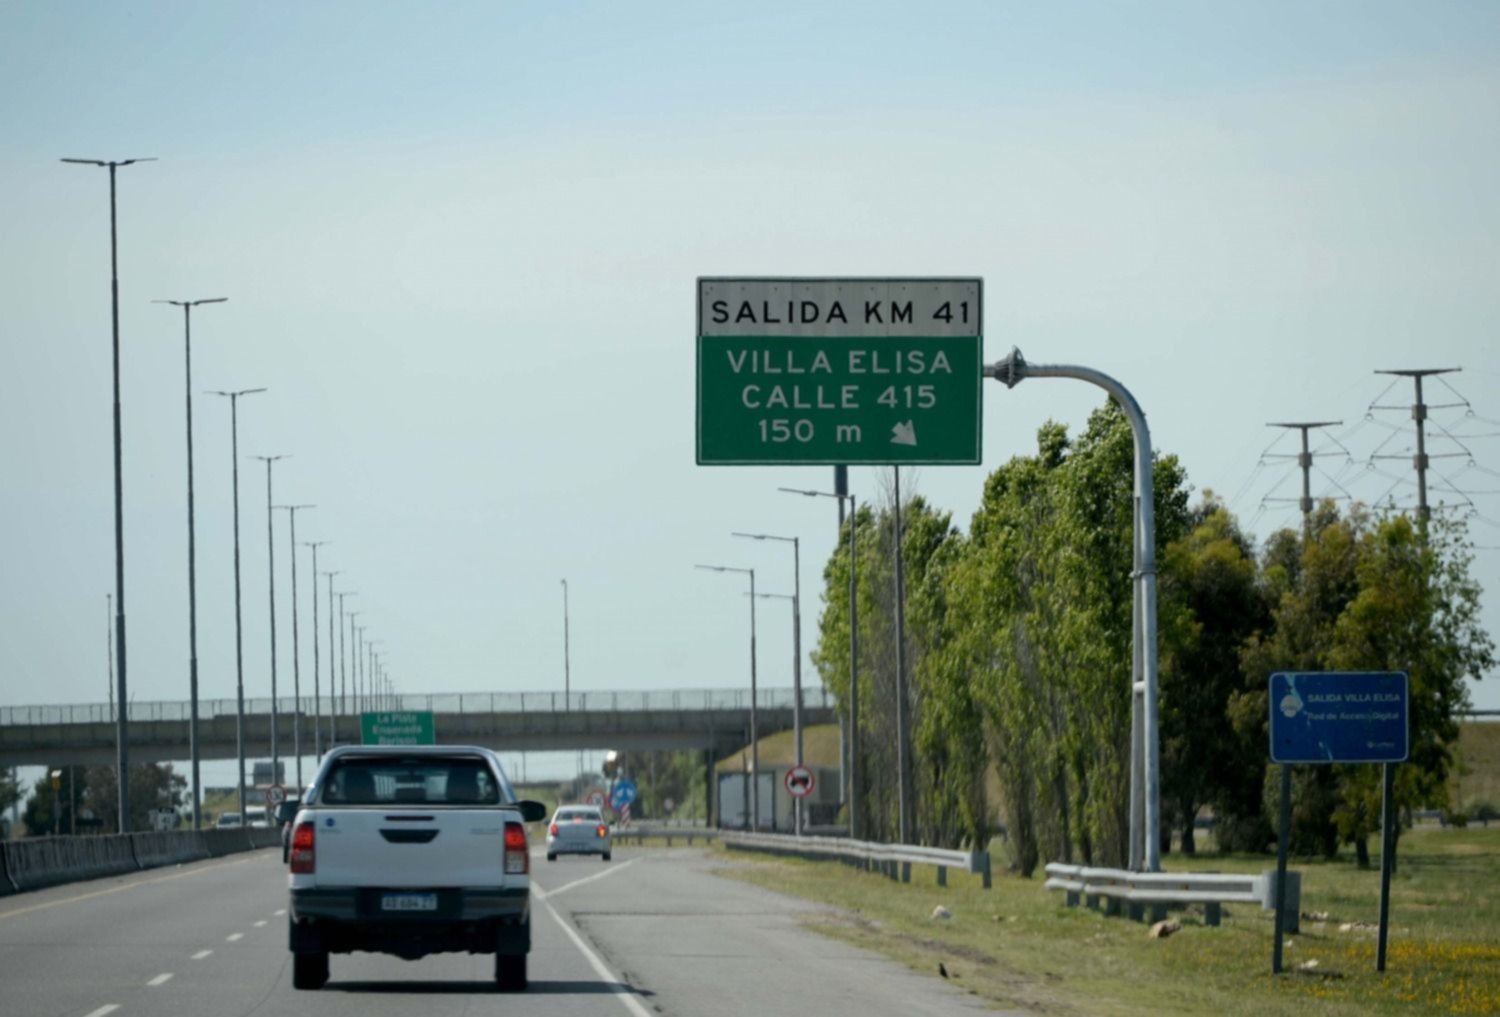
[
  {"left": 82, "top": 1006, "right": 120, "bottom": 1017},
  {"left": 538, "top": 857, "right": 640, "bottom": 900},
  {"left": 538, "top": 895, "right": 653, "bottom": 1017},
  {"left": 147, "top": 972, "right": 173, "bottom": 986},
  {"left": 191, "top": 949, "right": 212, "bottom": 960}
]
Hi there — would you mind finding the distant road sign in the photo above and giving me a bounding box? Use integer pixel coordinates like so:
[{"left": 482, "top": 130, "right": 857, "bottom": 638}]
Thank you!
[
  {"left": 784, "top": 765, "right": 816, "bottom": 799},
  {"left": 360, "top": 711, "right": 435, "bottom": 746},
  {"left": 697, "top": 278, "right": 983, "bottom": 465},
  {"left": 266, "top": 784, "right": 286, "bottom": 806},
  {"left": 1269, "top": 672, "right": 1409, "bottom": 764},
  {"left": 586, "top": 789, "right": 606, "bottom": 808},
  {"left": 611, "top": 780, "right": 637, "bottom": 810}
]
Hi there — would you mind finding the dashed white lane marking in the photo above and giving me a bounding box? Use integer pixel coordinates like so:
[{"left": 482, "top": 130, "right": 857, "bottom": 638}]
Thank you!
[
  {"left": 254, "top": 920, "right": 267, "bottom": 927},
  {"left": 191, "top": 949, "right": 213, "bottom": 960},
  {"left": 83, "top": 1006, "right": 120, "bottom": 1017},
  {"left": 538, "top": 895, "right": 652, "bottom": 1017},
  {"left": 147, "top": 972, "right": 173, "bottom": 986},
  {"left": 274, "top": 909, "right": 286, "bottom": 916},
  {"left": 226, "top": 932, "right": 244, "bottom": 942},
  {"left": 535, "top": 857, "right": 639, "bottom": 900}
]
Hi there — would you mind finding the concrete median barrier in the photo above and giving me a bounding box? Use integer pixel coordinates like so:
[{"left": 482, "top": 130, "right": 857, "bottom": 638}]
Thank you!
[
  {"left": 202, "top": 828, "right": 254, "bottom": 857},
  {"left": 2, "top": 834, "right": 139, "bottom": 891},
  {"left": 130, "top": 831, "right": 211, "bottom": 870}
]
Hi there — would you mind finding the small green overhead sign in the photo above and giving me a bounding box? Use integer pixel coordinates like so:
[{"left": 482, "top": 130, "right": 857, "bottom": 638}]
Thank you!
[{"left": 360, "top": 711, "right": 435, "bottom": 746}]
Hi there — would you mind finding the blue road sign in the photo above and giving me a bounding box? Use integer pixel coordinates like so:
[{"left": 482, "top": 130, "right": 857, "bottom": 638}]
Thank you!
[
  {"left": 610, "top": 779, "right": 637, "bottom": 810},
  {"left": 1269, "top": 672, "right": 1409, "bottom": 764}
]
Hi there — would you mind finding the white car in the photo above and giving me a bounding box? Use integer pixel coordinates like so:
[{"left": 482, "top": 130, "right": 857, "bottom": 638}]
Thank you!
[
  {"left": 245, "top": 806, "right": 270, "bottom": 828},
  {"left": 215, "top": 812, "right": 243, "bottom": 829},
  {"left": 286, "top": 745, "right": 546, "bottom": 990},
  {"left": 546, "top": 806, "right": 612, "bottom": 861}
]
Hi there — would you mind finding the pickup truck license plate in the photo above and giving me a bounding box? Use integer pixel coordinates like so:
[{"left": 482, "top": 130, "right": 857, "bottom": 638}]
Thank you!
[{"left": 381, "top": 893, "right": 438, "bottom": 912}]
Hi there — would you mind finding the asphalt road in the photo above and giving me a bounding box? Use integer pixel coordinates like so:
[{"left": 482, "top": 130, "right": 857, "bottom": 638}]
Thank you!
[{"left": 0, "top": 844, "right": 1005, "bottom": 1017}]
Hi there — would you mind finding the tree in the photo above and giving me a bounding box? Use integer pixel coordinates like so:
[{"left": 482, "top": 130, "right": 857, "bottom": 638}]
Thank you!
[
  {"left": 72, "top": 763, "right": 186, "bottom": 834},
  {"left": 1158, "top": 496, "right": 1268, "bottom": 853}
]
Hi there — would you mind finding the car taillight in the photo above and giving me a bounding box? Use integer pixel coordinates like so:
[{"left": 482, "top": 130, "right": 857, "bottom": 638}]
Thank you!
[
  {"left": 289, "top": 821, "right": 315, "bottom": 874},
  {"left": 549, "top": 823, "right": 559, "bottom": 836},
  {"left": 504, "top": 821, "right": 528, "bottom": 875},
  {"left": 596, "top": 824, "right": 607, "bottom": 838}
]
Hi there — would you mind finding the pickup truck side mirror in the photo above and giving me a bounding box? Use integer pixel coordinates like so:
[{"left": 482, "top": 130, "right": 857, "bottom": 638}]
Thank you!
[
  {"left": 516, "top": 800, "right": 548, "bottom": 823},
  {"left": 275, "top": 800, "right": 300, "bottom": 825}
]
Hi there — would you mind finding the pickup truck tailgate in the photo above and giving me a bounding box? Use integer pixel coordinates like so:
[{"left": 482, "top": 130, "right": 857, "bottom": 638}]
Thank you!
[{"left": 314, "top": 809, "right": 514, "bottom": 888}]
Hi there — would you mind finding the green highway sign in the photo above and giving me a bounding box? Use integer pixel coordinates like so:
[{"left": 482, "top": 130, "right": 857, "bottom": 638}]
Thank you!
[
  {"left": 360, "top": 711, "right": 436, "bottom": 746},
  {"left": 696, "top": 278, "right": 983, "bottom": 465}
]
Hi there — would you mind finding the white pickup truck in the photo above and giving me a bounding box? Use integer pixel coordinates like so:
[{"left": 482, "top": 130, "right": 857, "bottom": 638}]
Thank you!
[{"left": 286, "top": 745, "right": 547, "bottom": 991}]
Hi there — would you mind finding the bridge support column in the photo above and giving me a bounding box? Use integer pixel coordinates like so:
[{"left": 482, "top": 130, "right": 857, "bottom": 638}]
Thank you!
[{"left": 705, "top": 749, "right": 716, "bottom": 828}]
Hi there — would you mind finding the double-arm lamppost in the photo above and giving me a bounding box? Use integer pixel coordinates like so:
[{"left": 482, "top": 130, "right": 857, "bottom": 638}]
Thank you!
[
  {"left": 781, "top": 486, "right": 860, "bottom": 839},
  {"left": 155, "top": 295, "right": 226, "bottom": 829},
  {"left": 63, "top": 155, "right": 155, "bottom": 831},
  {"left": 305, "top": 543, "right": 329, "bottom": 758},
  {"left": 733, "top": 531, "right": 805, "bottom": 835},
  {"left": 211, "top": 388, "right": 266, "bottom": 818},
  {"left": 251, "top": 455, "right": 288, "bottom": 782},
  {"left": 277, "top": 504, "right": 314, "bottom": 788},
  {"left": 697, "top": 565, "right": 758, "bottom": 829}
]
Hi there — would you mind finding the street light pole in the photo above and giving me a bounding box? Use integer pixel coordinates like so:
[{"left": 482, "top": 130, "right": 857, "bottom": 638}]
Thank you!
[
  {"left": 251, "top": 455, "right": 288, "bottom": 784},
  {"left": 277, "top": 505, "right": 314, "bottom": 788},
  {"left": 156, "top": 296, "right": 226, "bottom": 830},
  {"left": 354, "top": 623, "right": 367, "bottom": 716},
  {"left": 697, "top": 565, "right": 758, "bottom": 829},
  {"left": 780, "top": 487, "right": 860, "bottom": 838},
  {"left": 210, "top": 388, "right": 266, "bottom": 819},
  {"left": 305, "top": 543, "right": 329, "bottom": 758},
  {"left": 63, "top": 155, "right": 156, "bottom": 832},
  {"left": 324, "top": 575, "right": 343, "bottom": 744},
  {"left": 733, "top": 531, "right": 805, "bottom": 835},
  {"left": 561, "top": 580, "right": 571, "bottom": 708},
  {"left": 348, "top": 612, "right": 363, "bottom": 723}
]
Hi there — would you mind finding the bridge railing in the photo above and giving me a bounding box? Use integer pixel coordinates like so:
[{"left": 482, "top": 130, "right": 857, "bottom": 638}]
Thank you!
[{"left": 0, "top": 687, "right": 836, "bottom": 726}]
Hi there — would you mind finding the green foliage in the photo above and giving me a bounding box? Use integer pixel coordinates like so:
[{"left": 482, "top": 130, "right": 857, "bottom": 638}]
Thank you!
[
  {"left": 809, "top": 398, "right": 1492, "bottom": 870},
  {"left": 24, "top": 763, "right": 186, "bottom": 835}
]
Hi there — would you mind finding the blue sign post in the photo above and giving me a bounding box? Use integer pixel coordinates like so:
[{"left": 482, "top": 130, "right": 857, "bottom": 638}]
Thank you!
[{"left": 1267, "top": 672, "right": 1409, "bottom": 975}]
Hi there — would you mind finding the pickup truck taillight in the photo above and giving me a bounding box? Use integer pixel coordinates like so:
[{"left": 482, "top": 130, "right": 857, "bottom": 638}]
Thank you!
[
  {"left": 596, "top": 824, "right": 607, "bottom": 838},
  {"left": 548, "top": 823, "right": 559, "bottom": 837},
  {"left": 289, "top": 821, "right": 316, "bottom": 874},
  {"left": 504, "top": 822, "right": 528, "bottom": 875}
]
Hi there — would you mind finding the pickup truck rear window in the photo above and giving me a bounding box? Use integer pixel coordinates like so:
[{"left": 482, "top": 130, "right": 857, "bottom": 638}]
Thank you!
[{"left": 321, "top": 757, "right": 502, "bottom": 806}]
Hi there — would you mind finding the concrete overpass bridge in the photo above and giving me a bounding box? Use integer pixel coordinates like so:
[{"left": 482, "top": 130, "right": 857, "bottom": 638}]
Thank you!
[{"left": 0, "top": 687, "right": 838, "bottom": 768}]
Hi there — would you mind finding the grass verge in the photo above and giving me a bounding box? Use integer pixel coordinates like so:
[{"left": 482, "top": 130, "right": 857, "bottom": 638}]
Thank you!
[{"left": 715, "top": 826, "right": 1500, "bottom": 1016}]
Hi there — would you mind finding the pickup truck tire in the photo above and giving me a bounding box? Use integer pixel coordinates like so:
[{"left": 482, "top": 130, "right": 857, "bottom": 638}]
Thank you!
[
  {"left": 293, "top": 951, "right": 329, "bottom": 990},
  {"left": 546, "top": 853, "right": 557, "bottom": 862},
  {"left": 603, "top": 852, "right": 612, "bottom": 861},
  {"left": 495, "top": 953, "right": 527, "bottom": 991}
]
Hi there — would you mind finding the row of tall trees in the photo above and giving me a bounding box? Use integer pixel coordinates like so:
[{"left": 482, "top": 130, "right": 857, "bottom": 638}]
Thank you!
[{"left": 812, "top": 402, "right": 1492, "bottom": 873}]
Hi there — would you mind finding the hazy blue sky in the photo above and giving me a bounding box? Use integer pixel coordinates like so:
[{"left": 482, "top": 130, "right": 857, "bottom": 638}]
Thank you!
[{"left": 3, "top": 0, "right": 1498, "bottom": 785}]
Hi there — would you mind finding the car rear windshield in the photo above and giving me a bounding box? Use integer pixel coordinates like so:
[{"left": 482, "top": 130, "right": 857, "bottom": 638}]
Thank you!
[
  {"left": 557, "top": 808, "right": 602, "bottom": 822},
  {"left": 321, "top": 755, "right": 503, "bottom": 806}
]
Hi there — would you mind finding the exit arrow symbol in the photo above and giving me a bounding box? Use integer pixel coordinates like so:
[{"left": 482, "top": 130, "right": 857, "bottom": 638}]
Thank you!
[{"left": 891, "top": 421, "right": 917, "bottom": 446}]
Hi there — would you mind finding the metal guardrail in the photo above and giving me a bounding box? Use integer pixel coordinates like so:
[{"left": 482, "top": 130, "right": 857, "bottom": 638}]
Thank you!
[
  {"left": 609, "top": 824, "right": 719, "bottom": 847},
  {"left": 1043, "top": 862, "right": 1297, "bottom": 928},
  {"left": 722, "top": 830, "right": 992, "bottom": 889},
  {"left": 0, "top": 687, "right": 835, "bottom": 726}
]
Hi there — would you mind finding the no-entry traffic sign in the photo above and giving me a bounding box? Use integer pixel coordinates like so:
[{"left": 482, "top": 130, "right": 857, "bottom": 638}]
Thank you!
[
  {"left": 697, "top": 278, "right": 983, "bottom": 465},
  {"left": 784, "top": 766, "right": 816, "bottom": 799},
  {"left": 586, "top": 789, "right": 606, "bottom": 808},
  {"left": 266, "top": 784, "right": 286, "bottom": 806}
]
